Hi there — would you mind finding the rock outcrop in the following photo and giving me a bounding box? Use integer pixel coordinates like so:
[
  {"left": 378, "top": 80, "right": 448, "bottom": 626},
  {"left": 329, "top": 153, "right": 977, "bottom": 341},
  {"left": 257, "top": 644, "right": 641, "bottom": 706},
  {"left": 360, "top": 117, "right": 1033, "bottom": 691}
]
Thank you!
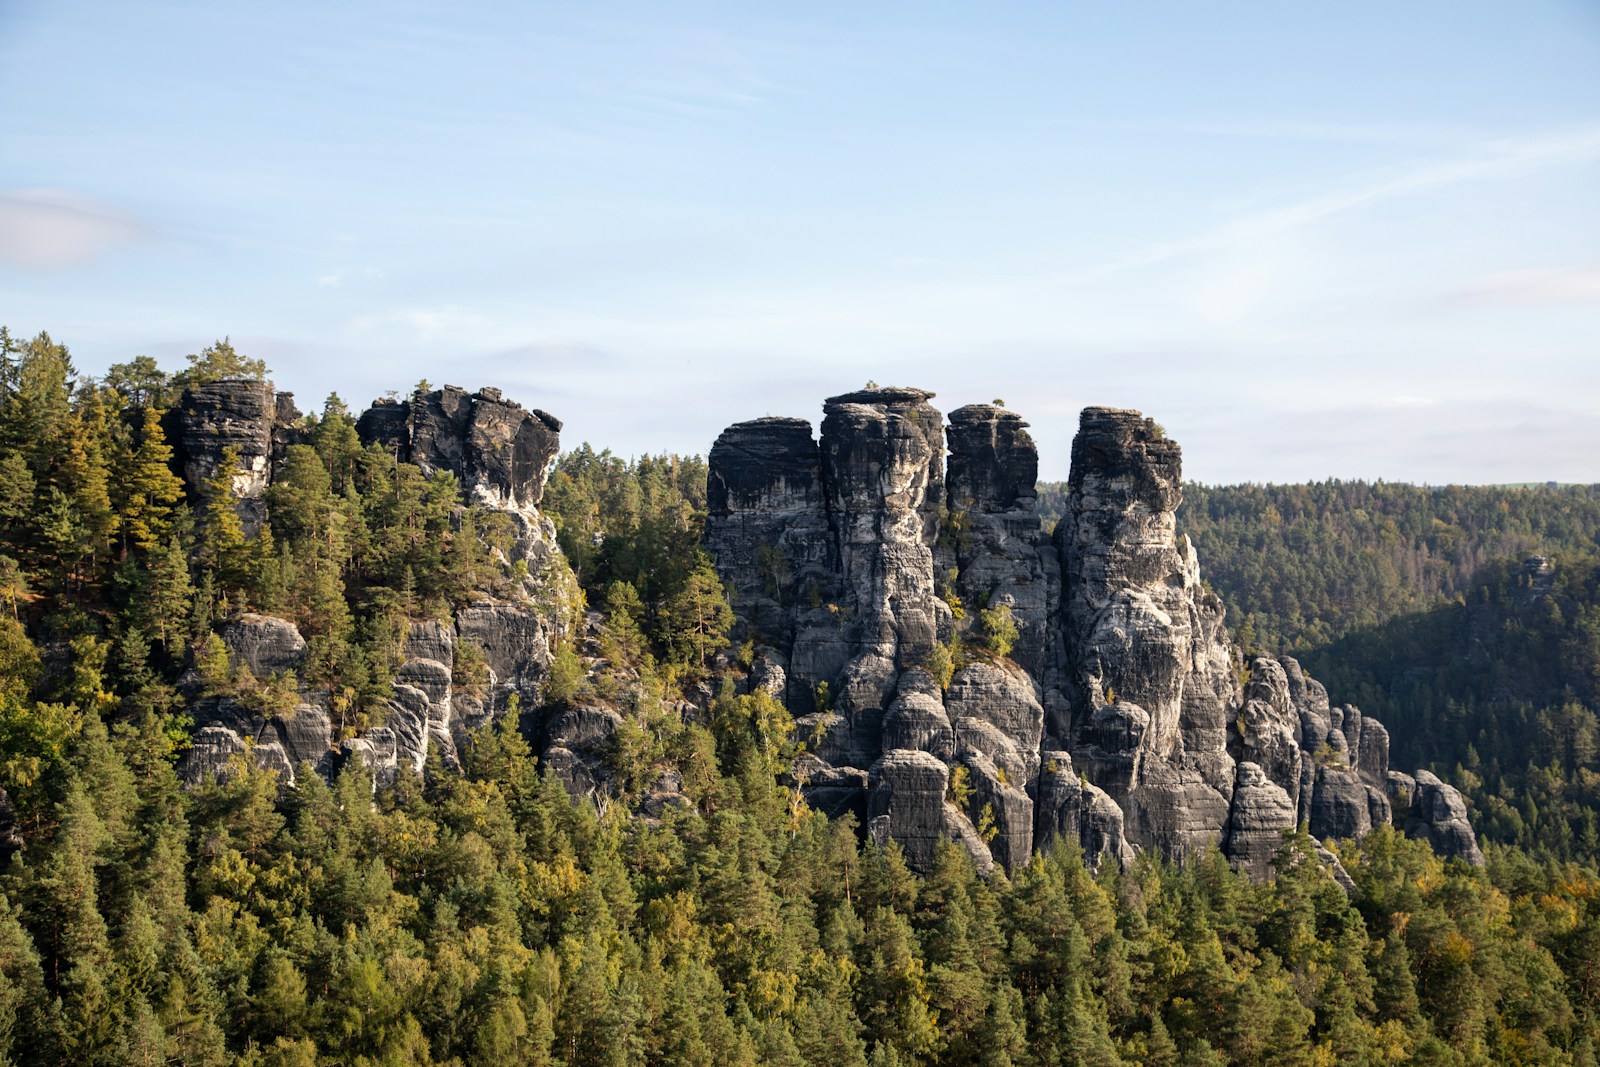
[
  {"left": 369, "top": 385, "right": 563, "bottom": 515},
  {"left": 1054, "top": 408, "right": 1239, "bottom": 859},
  {"left": 174, "top": 380, "right": 302, "bottom": 535},
  {"left": 704, "top": 391, "right": 1484, "bottom": 878},
  {"left": 177, "top": 383, "right": 580, "bottom": 792},
  {"left": 1393, "top": 770, "right": 1486, "bottom": 866},
  {"left": 705, "top": 389, "right": 1126, "bottom": 874}
]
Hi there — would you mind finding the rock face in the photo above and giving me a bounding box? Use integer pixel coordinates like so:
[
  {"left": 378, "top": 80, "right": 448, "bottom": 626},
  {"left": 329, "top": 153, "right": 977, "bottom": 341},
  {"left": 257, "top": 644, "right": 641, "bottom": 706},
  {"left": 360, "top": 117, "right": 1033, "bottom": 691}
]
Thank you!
[
  {"left": 177, "top": 383, "right": 579, "bottom": 792},
  {"left": 705, "top": 389, "right": 1121, "bottom": 874},
  {"left": 1054, "top": 408, "right": 1239, "bottom": 859},
  {"left": 176, "top": 380, "right": 280, "bottom": 535},
  {"left": 704, "top": 392, "right": 1484, "bottom": 878},
  {"left": 1399, "top": 771, "right": 1486, "bottom": 866},
  {"left": 356, "top": 385, "right": 562, "bottom": 513}
]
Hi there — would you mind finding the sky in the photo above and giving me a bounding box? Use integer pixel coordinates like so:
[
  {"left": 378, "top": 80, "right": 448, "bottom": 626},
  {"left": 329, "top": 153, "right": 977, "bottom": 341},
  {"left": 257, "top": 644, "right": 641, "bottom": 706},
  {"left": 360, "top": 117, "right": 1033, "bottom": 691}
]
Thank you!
[{"left": 2, "top": 1, "right": 1598, "bottom": 484}]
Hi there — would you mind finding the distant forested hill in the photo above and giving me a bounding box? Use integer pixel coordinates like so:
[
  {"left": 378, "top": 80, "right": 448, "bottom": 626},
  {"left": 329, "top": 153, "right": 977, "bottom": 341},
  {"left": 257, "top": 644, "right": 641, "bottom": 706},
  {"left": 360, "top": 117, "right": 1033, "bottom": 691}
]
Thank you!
[
  {"left": 1040, "top": 480, "right": 1600, "bottom": 653},
  {"left": 1303, "top": 553, "right": 1600, "bottom": 864}
]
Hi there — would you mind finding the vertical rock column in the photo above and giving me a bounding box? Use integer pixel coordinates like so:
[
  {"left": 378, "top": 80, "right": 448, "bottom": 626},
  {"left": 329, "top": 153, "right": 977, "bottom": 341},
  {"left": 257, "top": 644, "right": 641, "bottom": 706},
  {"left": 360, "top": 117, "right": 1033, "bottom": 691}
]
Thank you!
[
  {"left": 1055, "top": 407, "right": 1236, "bottom": 858},
  {"left": 704, "top": 417, "right": 830, "bottom": 655},
  {"left": 943, "top": 404, "right": 1061, "bottom": 685},
  {"left": 176, "top": 379, "right": 278, "bottom": 535},
  {"left": 940, "top": 405, "right": 1060, "bottom": 869},
  {"left": 813, "top": 387, "right": 949, "bottom": 768}
]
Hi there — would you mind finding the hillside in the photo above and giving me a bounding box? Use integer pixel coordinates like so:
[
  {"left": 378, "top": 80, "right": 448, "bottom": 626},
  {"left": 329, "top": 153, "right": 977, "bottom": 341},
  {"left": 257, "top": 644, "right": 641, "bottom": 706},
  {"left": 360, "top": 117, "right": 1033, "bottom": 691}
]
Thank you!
[{"left": 1304, "top": 553, "right": 1600, "bottom": 865}]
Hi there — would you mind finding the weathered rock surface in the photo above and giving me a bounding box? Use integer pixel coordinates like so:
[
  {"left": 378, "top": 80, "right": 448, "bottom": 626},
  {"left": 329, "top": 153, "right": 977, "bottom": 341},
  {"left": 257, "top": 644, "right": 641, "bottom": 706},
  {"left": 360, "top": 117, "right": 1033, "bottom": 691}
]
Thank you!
[
  {"left": 177, "top": 383, "right": 577, "bottom": 795},
  {"left": 1225, "top": 762, "right": 1297, "bottom": 880},
  {"left": 175, "top": 379, "right": 279, "bottom": 534},
  {"left": 1404, "top": 770, "right": 1486, "bottom": 865},
  {"left": 706, "top": 389, "right": 1118, "bottom": 873},
  {"left": 1053, "top": 407, "right": 1238, "bottom": 860},
  {"left": 705, "top": 417, "right": 831, "bottom": 648},
  {"left": 222, "top": 614, "right": 306, "bottom": 678},
  {"left": 944, "top": 405, "right": 1060, "bottom": 684},
  {"left": 704, "top": 390, "right": 1482, "bottom": 878},
  {"left": 357, "top": 385, "right": 563, "bottom": 513},
  {"left": 176, "top": 694, "right": 334, "bottom": 788}
]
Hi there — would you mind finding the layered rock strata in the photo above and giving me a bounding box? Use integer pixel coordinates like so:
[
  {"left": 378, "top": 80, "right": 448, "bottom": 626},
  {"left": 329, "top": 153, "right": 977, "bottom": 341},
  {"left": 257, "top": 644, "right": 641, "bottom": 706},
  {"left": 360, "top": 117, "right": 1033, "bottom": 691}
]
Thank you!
[{"left": 705, "top": 392, "right": 1485, "bottom": 877}]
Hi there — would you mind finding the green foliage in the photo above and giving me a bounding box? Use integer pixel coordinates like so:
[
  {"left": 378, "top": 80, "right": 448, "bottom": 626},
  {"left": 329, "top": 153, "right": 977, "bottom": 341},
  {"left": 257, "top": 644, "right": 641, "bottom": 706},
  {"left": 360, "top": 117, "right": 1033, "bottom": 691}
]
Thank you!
[
  {"left": 542, "top": 445, "right": 726, "bottom": 668},
  {"left": 118, "top": 406, "right": 184, "bottom": 554},
  {"left": 947, "top": 764, "right": 974, "bottom": 809},
  {"left": 543, "top": 643, "right": 584, "bottom": 706},
  {"left": 1308, "top": 552, "right": 1600, "bottom": 866},
  {"left": 173, "top": 337, "right": 269, "bottom": 388},
  {"left": 0, "top": 593, "right": 1594, "bottom": 1067},
  {"left": 923, "top": 640, "right": 958, "bottom": 691},
  {"left": 975, "top": 604, "right": 1018, "bottom": 660},
  {"left": 0, "top": 329, "right": 1597, "bottom": 1063},
  {"left": 1179, "top": 480, "right": 1600, "bottom": 654}
]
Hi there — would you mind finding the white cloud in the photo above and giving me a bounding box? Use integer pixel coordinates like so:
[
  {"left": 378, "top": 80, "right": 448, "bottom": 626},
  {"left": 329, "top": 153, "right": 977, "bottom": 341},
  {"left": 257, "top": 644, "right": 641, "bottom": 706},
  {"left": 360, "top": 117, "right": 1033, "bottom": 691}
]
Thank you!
[{"left": 0, "top": 189, "right": 146, "bottom": 269}]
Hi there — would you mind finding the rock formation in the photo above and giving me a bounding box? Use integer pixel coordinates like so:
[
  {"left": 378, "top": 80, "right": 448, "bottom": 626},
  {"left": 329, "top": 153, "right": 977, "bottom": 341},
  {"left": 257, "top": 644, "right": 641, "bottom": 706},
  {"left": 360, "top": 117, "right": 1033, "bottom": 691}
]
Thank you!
[
  {"left": 705, "top": 391, "right": 1485, "bottom": 877},
  {"left": 174, "top": 380, "right": 304, "bottom": 535},
  {"left": 173, "top": 375, "right": 1485, "bottom": 880},
  {"left": 176, "top": 383, "right": 581, "bottom": 792}
]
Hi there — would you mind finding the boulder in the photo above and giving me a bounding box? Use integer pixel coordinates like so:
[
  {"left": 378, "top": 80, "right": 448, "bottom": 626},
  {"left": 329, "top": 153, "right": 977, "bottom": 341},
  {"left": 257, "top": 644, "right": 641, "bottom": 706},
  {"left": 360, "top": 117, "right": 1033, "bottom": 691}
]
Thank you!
[
  {"left": 1225, "top": 762, "right": 1296, "bottom": 880},
  {"left": 1406, "top": 770, "right": 1486, "bottom": 866},
  {"left": 221, "top": 614, "right": 306, "bottom": 678}
]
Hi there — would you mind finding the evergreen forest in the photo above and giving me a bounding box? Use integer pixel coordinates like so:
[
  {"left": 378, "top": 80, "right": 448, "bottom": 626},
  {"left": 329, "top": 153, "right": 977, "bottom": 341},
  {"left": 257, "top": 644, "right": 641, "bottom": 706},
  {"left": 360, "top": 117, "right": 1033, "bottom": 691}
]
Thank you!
[{"left": 0, "top": 329, "right": 1597, "bottom": 1064}]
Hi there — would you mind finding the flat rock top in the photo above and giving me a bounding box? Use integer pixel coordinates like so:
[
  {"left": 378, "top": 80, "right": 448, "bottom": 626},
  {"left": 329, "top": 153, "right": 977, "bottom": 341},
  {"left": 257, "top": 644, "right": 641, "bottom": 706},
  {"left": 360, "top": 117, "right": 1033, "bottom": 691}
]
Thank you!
[
  {"left": 181, "top": 379, "right": 274, "bottom": 415},
  {"left": 948, "top": 404, "right": 1029, "bottom": 428},
  {"left": 825, "top": 386, "right": 936, "bottom": 406},
  {"left": 721, "top": 416, "right": 815, "bottom": 435}
]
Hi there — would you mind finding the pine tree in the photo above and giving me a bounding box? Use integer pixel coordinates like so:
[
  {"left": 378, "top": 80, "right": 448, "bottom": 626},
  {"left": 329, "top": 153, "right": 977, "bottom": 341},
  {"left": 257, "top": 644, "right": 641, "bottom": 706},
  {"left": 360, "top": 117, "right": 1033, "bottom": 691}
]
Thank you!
[
  {"left": 197, "top": 446, "right": 249, "bottom": 597},
  {"left": 134, "top": 533, "right": 193, "bottom": 652},
  {"left": 661, "top": 557, "right": 733, "bottom": 670},
  {"left": 25, "top": 779, "right": 118, "bottom": 1062},
  {"left": 120, "top": 406, "right": 185, "bottom": 554},
  {"left": 59, "top": 383, "right": 118, "bottom": 565},
  {"left": 174, "top": 337, "right": 269, "bottom": 388},
  {"left": 312, "top": 393, "right": 362, "bottom": 494},
  {"left": 0, "top": 895, "right": 62, "bottom": 1064}
]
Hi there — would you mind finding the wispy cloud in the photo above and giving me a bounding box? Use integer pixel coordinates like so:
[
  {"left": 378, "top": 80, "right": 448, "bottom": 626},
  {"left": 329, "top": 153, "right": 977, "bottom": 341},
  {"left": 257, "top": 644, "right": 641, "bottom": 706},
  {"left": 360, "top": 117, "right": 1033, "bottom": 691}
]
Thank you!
[
  {"left": 0, "top": 189, "right": 147, "bottom": 269},
  {"left": 1449, "top": 268, "right": 1600, "bottom": 306},
  {"left": 493, "top": 340, "right": 614, "bottom": 367},
  {"left": 346, "top": 304, "right": 488, "bottom": 342},
  {"left": 1059, "top": 124, "right": 1600, "bottom": 288},
  {"left": 1048, "top": 115, "right": 1478, "bottom": 149}
]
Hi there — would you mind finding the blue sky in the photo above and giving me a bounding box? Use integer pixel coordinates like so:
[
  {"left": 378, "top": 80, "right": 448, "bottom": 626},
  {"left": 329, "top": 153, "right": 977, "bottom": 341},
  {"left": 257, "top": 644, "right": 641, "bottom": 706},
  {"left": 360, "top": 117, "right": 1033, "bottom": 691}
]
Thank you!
[{"left": 2, "top": 1, "right": 1597, "bottom": 483}]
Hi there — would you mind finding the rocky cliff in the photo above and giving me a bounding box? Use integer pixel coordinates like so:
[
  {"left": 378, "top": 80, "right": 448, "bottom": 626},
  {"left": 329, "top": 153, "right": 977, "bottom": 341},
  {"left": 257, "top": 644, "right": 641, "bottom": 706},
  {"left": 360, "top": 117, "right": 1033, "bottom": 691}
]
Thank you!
[
  {"left": 705, "top": 391, "right": 1483, "bottom": 877},
  {"left": 175, "top": 381, "right": 580, "bottom": 791}
]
